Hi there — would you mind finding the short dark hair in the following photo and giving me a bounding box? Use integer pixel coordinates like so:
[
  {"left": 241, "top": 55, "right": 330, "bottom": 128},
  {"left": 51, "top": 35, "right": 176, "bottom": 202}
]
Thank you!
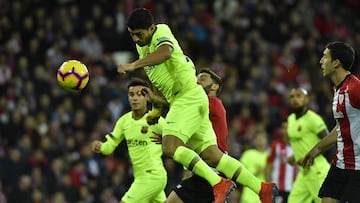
[
  {"left": 127, "top": 8, "right": 154, "bottom": 30},
  {"left": 199, "top": 68, "right": 222, "bottom": 95},
  {"left": 325, "top": 41, "right": 355, "bottom": 71},
  {"left": 127, "top": 77, "right": 150, "bottom": 89}
]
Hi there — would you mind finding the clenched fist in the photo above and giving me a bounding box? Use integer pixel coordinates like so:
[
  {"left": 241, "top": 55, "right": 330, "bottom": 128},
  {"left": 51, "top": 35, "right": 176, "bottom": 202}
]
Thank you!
[{"left": 91, "top": 140, "right": 102, "bottom": 153}]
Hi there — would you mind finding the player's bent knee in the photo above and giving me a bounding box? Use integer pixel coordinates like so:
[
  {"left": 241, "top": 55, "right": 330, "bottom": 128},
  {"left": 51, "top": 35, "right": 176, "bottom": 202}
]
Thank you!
[
  {"left": 162, "top": 135, "right": 185, "bottom": 158},
  {"left": 162, "top": 145, "right": 175, "bottom": 158}
]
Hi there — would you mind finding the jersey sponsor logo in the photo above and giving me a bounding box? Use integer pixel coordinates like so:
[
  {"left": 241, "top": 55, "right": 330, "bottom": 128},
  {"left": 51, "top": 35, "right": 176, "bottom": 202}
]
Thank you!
[
  {"left": 339, "top": 94, "right": 344, "bottom": 104},
  {"left": 127, "top": 139, "right": 148, "bottom": 147},
  {"left": 141, "top": 126, "right": 148, "bottom": 134}
]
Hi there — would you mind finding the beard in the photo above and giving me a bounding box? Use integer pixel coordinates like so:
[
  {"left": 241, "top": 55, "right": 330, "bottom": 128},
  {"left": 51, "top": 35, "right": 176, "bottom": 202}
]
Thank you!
[
  {"left": 291, "top": 106, "right": 307, "bottom": 115},
  {"left": 202, "top": 84, "right": 212, "bottom": 94}
]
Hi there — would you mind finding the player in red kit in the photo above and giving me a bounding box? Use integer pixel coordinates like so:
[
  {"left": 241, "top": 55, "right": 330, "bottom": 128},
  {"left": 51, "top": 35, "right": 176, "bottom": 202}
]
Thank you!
[
  {"left": 266, "top": 121, "right": 298, "bottom": 203},
  {"left": 166, "top": 68, "right": 228, "bottom": 203},
  {"left": 198, "top": 69, "right": 228, "bottom": 152}
]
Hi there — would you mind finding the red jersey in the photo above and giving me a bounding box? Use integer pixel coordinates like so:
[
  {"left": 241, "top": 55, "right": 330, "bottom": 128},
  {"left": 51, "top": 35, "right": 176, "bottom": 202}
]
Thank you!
[
  {"left": 332, "top": 74, "right": 360, "bottom": 170},
  {"left": 208, "top": 96, "right": 228, "bottom": 152},
  {"left": 267, "top": 140, "right": 297, "bottom": 192}
]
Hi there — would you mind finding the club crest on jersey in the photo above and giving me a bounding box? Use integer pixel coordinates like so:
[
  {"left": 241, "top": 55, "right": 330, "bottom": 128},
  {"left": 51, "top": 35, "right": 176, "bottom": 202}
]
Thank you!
[
  {"left": 297, "top": 125, "right": 302, "bottom": 132},
  {"left": 141, "top": 126, "right": 148, "bottom": 134},
  {"left": 339, "top": 94, "right": 344, "bottom": 104}
]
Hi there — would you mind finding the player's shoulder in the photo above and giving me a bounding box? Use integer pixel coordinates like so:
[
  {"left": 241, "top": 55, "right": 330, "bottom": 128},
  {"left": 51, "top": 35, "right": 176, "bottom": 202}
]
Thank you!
[
  {"left": 305, "top": 109, "right": 324, "bottom": 120},
  {"left": 153, "top": 24, "right": 173, "bottom": 47},
  {"left": 242, "top": 148, "right": 258, "bottom": 156},
  {"left": 156, "top": 116, "right": 166, "bottom": 126},
  {"left": 287, "top": 113, "right": 296, "bottom": 121},
  {"left": 303, "top": 110, "right": 326, "bottom": 124},
  {"left": 156, "top": 24, "right": 171, "bottom": 31},
  {"left": 116, "top": 111, "right": 132, "bottom": 123},
  {"left": 306, "top": 109, "right": 318, "bottom": 116},
  {"left": 209, "top": 96, "right": 223, "bottom": 106},
  {"left": 121, "top": 111, "right": 133, "bottom": 119},
  {"left": 346, "top": 74, "right": 360, "bottom": 90},
  {"left": 208, "top": 95, "right": 221, "bottom": 102},
  {"left": 349, "top": 74, "right": 360, "bottom": 82},
  {"left": 154, "top": 24, "right": 172, "bottom": 36}
]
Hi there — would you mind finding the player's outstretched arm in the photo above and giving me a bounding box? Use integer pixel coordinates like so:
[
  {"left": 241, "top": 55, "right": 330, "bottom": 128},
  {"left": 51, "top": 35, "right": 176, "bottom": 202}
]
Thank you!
[
  {"left": 117, "top": 45, "right": 172, "bottom": 74},
  {"left": 142, "top": 86, "right": 169, "bottom": 107},
  {"left": 91, "top": 133, "right": 122, "bottom": 155},
  {"left": 301, "top": 127, "right": 337, "bottom": 168}
]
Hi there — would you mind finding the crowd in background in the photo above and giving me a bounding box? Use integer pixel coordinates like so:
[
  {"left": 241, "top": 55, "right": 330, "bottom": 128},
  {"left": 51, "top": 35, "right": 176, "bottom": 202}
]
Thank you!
[{"left": 0, "top": 0, "right": 359, "bottom": 202}]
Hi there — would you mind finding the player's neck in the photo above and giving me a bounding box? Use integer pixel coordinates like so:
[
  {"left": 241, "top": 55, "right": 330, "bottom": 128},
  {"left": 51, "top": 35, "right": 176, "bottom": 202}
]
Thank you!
[
  {"left": 208, "top": 92, "right": 217, "bottom": 97},
  {"left": 132, "top": 109, "right": 147, "bottom": 120},
  {"left": 332, "top": 70, "right": 351, "bottom": 87},
  {"left": 294, "top": 107, "right": 308, "bottom": 119}
]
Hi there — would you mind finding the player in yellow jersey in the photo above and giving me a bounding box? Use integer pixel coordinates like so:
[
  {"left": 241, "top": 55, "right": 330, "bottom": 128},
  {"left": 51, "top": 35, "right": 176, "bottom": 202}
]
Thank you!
[
  {"left": 286, "top": 88, "right": 330, "bottom": 203},
  {"left": 91, "top": 78, "right": 167, "bottom": 203},
  {"left": 118, "top": 8, "right": 277, "bottom": 203},
  {"left": 239, "top": 130, "right": 269, "bottom": 203}
]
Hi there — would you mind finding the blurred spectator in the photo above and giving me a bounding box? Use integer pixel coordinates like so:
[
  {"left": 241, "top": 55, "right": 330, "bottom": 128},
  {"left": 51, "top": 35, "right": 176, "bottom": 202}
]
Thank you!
[
  {"left": 27, "top": 149, "right": 49, "bottom": 172},
  {"left": 265, "top": 121, "right": 297, "bottom": 203},
  {"left": 45, "top": 158, "right": 66, "bottom": 196},
  {"left": 213, "top": 0, "right": 239, "bottom": 28},
  {"left": 238, "top": 130, "right": 269, "bottom": 203},
  {"left": 48, "top": 191, "right": 69, "bottom": 203},
  {"left": 6, "top": 175, "right": 32, "bottom": 203},
  {"left": 314, "top": 3, "right": 335, "bottom": 40},
  {"left": 0, "top": 180, "right": 6, "bottom": 203},
  {"left": 1, "top": 148, "right": 27, "bottom": 190},
  {"left": 99, "top": 187, "right": 118, "bottom": 203},
  {"left": 60, "top": 174, "right": 77, "bottom": 202},
  {"left": 0, "top": 54, "right": 11, "bottom": 94},
  {"left": 31, "top": 189, "right": 45, "bottom": 203},
  {"left": 79, "top": 27, "right": 103, "bottom": 63}
]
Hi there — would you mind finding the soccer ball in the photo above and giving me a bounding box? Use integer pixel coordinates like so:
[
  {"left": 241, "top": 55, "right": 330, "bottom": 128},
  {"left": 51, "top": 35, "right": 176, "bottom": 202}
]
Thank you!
[{"left": 57, "top": 60, "right": 89, "bottom": 93}]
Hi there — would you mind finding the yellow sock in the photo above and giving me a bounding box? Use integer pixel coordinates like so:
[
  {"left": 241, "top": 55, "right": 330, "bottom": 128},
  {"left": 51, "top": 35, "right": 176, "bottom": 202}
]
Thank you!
[
  {"left": 173, "top": 146, "right": 221, "bottom": 186},
  {"left": 216, "top": 154, "right": 261, "bottom": 193}
]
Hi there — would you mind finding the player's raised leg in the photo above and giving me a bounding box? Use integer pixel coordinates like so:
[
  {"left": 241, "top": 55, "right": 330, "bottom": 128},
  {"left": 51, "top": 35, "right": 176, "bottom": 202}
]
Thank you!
[{"left": 162, "top": 135, "right": 236, "bottom": 203}]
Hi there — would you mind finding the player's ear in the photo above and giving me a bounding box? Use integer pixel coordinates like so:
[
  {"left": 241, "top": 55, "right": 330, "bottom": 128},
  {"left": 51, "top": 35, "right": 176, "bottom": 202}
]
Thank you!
[
  {"left": 211, "top": 83, "right": 219, "bottom": 92},
  {"left": 304, "top": 95, "right": 310, "bottom": 104},
  {"left": 333, "top": 59, "right": 341, "bottom": 69},
  {"left": 150, "top": 24, "right": 156, "bottom": 32}
]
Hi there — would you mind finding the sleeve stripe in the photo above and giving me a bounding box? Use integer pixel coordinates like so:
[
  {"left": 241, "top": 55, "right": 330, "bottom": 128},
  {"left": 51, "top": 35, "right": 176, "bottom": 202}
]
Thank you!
[
  {"left": 156, "top": 40, "right": 173, "bottom": 47},
  {"left": 106, "top": 133, "right": 116, "bottom": 141}
]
